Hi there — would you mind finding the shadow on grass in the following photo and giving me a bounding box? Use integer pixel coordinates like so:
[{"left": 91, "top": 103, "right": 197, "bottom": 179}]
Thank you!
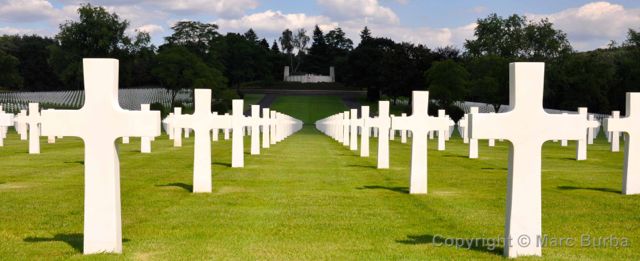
[
  {"left": 396, "top": 234, "right": 503, "bottom": 256},
  {"left": 212, "top": 162, "right": 232, "bottom": 167},
  {"left": 442, "top": 154, "right": 468, "bottom": 159},
  {"left": 357, "top": 185, "right": 409, "bottom": 194},
  {"left": 480, "top": 167, "right": 507, "bottom": 171},
  {"left": 557, "top": 185, "right": 621, "bottom": 194},
  {"left": 347, "top": 164, "right": 376, "bottom": 169},
  {"left": 157, "top": 183, "right": 193, "bottom": 192},
  {"left": 24, "top": 234, "right": 131, "bottom": 253},
  {"left": 64, "top": 160, "right": 84, "bottom": 165}
]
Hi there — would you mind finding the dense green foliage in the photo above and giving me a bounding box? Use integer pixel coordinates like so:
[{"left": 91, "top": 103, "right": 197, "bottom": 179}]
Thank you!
[
  {"left": 0, "top": 95, "right": 638, "bottom": 259},
  {"left": 1, "top": 5, "right": 639, "bottom": 114}
]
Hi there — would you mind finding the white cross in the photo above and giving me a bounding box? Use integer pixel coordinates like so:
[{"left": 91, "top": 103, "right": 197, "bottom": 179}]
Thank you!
[
  {"left": 437, "top": 110, "right": 446, "bottom": 151},
  {"left": 40, "top": 59, "right": 160, "bottom": 254},
  {"left": 262, "top": 108, "right": 270, "bottom": 148},
  {"left": 14, "top": 110, "right": 27, "bottom": 140},
  {"left": 140, "top": 104, "right": 152, "bottom": 153},
  {"left": 231, "top": 100, "right": 248, "bottom": 167},
  {"left": 606, "top": 92, "right": 640, "bottom": 195},
  {"left": 458, "top": 114, "right": 468, "bottom": 143},
  {"left": 26, "top": 103, "right": 41, "bottom": 154},
  {"left": 468, "top": 107, "right": 478, "bottom": 158},
  {"left": 162, "top": 112, "right": 175, "bottom": 140},
  {"left": 250, "top": 105, "right": 262, "bottom": 155},
  {"left": 611, "top": 111, "right": 620, "bottom": 152},
  {"left": 173, "top": 108, "right": 183, "bottom": 147},
  {"left": 349, "top": 108, "right": 358, "bottom": 151},
  {"left": 342, "top": 111, "right": 350, "bottom": 147},
  {"left": 212, "top": 112, "right": 219, "bottom": 141},
  {"left": 269, "top": 111, "right": 277, "bottom": 144},
  {"left": 174, "top": 89, "right": 232, "bottom": 193},
  {"left": 576, "top": 107, "right": 595, "bottom": 161},
  {"left": 468, "top": 62, "right": 597, "bottom": 258},
  {"left": 0, "top": 107, "right": 14, "bottom": 147},
  {"left": 368, "top": 101, "right": 391, "bottom": 168},
  {"left": 587, "top": 114, "right": 596, "bottom": 144},
  {"left": 359, "top": 106, "right": 371, "bottom": 157},
  {"left": 400, "top": 113, "right": 407, "bottom": 144},
  {"left": 392, "top": 91, "right": 449, "bottom": 194}
]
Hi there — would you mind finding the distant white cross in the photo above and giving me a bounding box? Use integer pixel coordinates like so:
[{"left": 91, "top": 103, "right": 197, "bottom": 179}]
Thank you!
[
  {"left": 25, "top": 103, "right": 41, "bottom": 154},
  {"left": 173, "top": 107, "right": 183, "bottom": 147},
  {"left": 392, "top": 91, "right": 449, "bottom": 194},
  {"left": 611, "top": 111, "right": 620, "bottom": 152},
  {"left": 14, "top": 110, "right": 27, "bottom": 140},
  {"left": 0, "top": 107, "right": 14, "bottom": 146},
  {"left": 250, "top": 105, "right": 262, "bottom": 155},
  {"left": 468, "top": 107, "right": 478, "bottom": 158},
  {"left": 359, "top": 106, "right": 371, "bottom": 157},
  {"left": 231, "top": 100, "right": 248, "bottom": 167},
  {"left": 349, "top": 108, "right": 358, "bottom": 151},
  {"left": 368, "top": 101, "right": 391, "bottom": 168},
  {"left": 262, "top": 108, "right": 270, "bottom": 148},
  {"left": 468, "top": 62, "right": 597, "bottom": 258},
  {"left": 40, "top": 59, "right": 160, "bottom": 254},
  {"left": 342, "top": 111, "right": 350, "bottom": 147},
  {"left": 606, "top": 92, "right": 640, "bottom": 195},
  {"left": 437, "top": 110, "right": 446, "bottom": 151},
  {"left": 140, "top": 104, "right": 152, "bottom": 153},
  {"left": 174, "top": 89, "right": 231, "bottom": 193}
]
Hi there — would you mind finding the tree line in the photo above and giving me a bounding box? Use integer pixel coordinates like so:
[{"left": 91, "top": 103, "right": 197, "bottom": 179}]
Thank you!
[{"left": 0, "top": 4, "right": 639, "bottom": 115}]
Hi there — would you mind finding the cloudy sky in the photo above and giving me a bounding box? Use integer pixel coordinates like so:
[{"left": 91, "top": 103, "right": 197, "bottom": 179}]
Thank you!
[{"left": 0, "top": 0, "right": 639, "bottom": 51}]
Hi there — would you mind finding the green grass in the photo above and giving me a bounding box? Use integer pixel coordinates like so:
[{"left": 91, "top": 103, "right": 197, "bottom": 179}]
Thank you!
[
  {"left": 243, "top": 94, "right": 265, "bottom": 111},
  {"left": 0, "top": 95, "right": 638, "bottom": 260},
  {"left": 270, "top": 95, "right": 347, "bottom": 124}
]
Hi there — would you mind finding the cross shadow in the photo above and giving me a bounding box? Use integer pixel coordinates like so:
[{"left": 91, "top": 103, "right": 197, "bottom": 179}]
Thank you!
[
  {"left": 347, "top": 164, "right": 376, "bottom": 169},
  {"left": 24, "top": 234, "right": 131, "bottom": 253},
  {"left": 64, "top": 160, "right": 84, "bottom": 165},
  {"left": 212, "top": 162, "right": 231, "bottom": 167},
  {"left": 156, "top": 183, "right": 193, "bottom": 192},
  {"left": 480, "top": 167, "right": 507, "bottom": 171},
  {"left": 396, "top": 234, "right": 503, "bottom": 256},
  {"left": 357, "top": 185, "right": 409, "bottom": 194},
  {"left": 557, "top": 185, "right": 621, "bottom": 194},
  {"left": 442, "top": 154, "right": 467, "bottom": 159}
]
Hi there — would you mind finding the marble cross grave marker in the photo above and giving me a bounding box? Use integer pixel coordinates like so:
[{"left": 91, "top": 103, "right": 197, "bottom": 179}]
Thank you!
[
  {"left": 140, "top": 104, "right": 153, "bottom": 153},
  {"left": 468, "top": 62, "right": 598, "bottom": 258},
  {"left": 359, "top": 106, "right": 371, "bottom": 157},
  {"left": 606, "top": 92, "right": 640, "bottom": 195},
  {"left": 26, "top": 103, "right": 41, "bottom": 154},
  {"left": 174, "top": 89, "right": 232, "bottom": 193},
  {"left": 392, "top": 91, "right": 449, "bottom": 194},
  {"left": 611, "top": 111, "right": 621, "bottom": 152},
  {"left": 368, "top": 101, "right": 391, "bottom": 168},
  {"left": 40, "top": 59, "right": 160, "bottom": 254}
]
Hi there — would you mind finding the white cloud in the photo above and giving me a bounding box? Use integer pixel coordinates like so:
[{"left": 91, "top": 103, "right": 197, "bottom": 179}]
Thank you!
[
  {"left": 151, "top": 0, "right": 258, "bottom": 18},
  {"left": 528, "top": 1, "right": 640, "bottom": 50},
  {"left": 317, "top": 0, "right": 399, "bottom": 24},
  {"left": 135, "top": 24, "right": 164, "bottom": 34},
  {"left": 0, "top": 26, "right": 37, "bottom": 35},
  {"left": 470, "top": 6, "right": 487, "bottom": 14},
  {"left": 216, "top": 10, "right": 337, "bottom": 38},
  {"left": 0, "top": 0, "right": 58, "bottom": 23}
]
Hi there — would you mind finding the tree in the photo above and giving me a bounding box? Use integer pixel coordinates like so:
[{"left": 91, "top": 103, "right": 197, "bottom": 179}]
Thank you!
[
  {"left": 259, "top": 38, "right": 269, "bottom": 50},
  {"left": 326, "top": 27, "right": 353, "bottom": 52},
  {"left": 464, "top": 13, "right": 571, "bottom": 60},
  {"left": 270, "top": 40, "right": 280, "bottom": 53},
  {"left": 466, "top": 55, "right": 509, "bottom": 111},
  {"left": 152, "top": 46, "right": 226, "bottom": 106},
  {"left": 0, "top": 50, "right": 23, "bottom": 89},
  {"left": 49, "top": 3, "right": 140, "bottom": 88},
  {"left": 360, "top": 26, "right": 372, "bottom": 42},
  {"left": 219, "top": 33, "right": 270, "bottom": 88},
  {"left": 0, "top": 35, "right": 61, "bottom": 91},
  {"left": 163, "top": 21, "right": 221, "bottom": 63},
  {"left": 291, "top": 28, "right": 310, "bottom": 73},
  {"left": 243, "top": 28, "right": 258, "bottom": 43},
  {"left": 279, "top": 29, "right": 294, "bottom": 70},
  {"left": 425, "top": 60, "right": 469, "bottom": 108}
]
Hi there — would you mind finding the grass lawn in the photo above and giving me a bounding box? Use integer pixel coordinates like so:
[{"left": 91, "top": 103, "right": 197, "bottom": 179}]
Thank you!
[
  {"left": 270, "top": 95, "right": 347, "bottom": 124},
  {"left": 0, "top": 95, "right": 638, "bottom": 260}
]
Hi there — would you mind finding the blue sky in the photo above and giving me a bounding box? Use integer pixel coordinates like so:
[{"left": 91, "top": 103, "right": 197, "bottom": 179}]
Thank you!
[{"left": 1, "top": 0, "right": 639, "bottom": 51}]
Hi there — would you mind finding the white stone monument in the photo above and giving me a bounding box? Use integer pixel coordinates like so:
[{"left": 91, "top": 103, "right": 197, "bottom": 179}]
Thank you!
[
  {"left": 369, "top": 101, "right": 391, "bottom": 168},
  {"left": 140, "top": 104, "right": 153, "bottom": 153},
  {"left": 262, "top": 108, "right": 271, "bottom": 148},
  {"left": 468, "top": 62, "right": 597, "bottom": 258},
  {"left": 392, "top": 91, "right": 449, "bottom": 194},
  {"left": 40, "top": 59, "right": 160, "bottom": 254}
]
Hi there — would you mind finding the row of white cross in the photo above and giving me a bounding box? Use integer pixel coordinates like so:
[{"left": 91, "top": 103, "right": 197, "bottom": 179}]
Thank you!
[
  {"left": 316, "top": 62, "right": 638, "bottom": 258},
  {"left": 0, "top": 59, "right": 303, "bottom": 255}
]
